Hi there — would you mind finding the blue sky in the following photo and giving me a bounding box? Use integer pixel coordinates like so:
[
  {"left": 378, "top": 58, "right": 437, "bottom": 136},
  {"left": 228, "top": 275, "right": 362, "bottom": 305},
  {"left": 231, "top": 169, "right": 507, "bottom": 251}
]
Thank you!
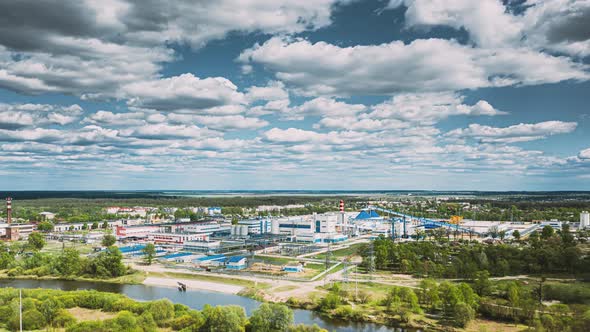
[{"left": 0, "top": 0, "right": 589, "bottom": 190}]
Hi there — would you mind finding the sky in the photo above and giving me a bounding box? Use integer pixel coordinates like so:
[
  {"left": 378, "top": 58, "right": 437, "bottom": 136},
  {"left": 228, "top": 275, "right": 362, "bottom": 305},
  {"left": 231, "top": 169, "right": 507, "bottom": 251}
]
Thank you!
[{"left": 0, "top": 0, "right": 589, "bottom": 191}]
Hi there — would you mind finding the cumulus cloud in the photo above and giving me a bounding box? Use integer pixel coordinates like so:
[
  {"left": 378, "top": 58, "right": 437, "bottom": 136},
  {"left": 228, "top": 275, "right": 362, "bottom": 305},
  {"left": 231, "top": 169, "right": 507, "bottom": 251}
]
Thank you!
[
  {"left": 83, "top": 110, "right": 147, "bottom": 126},
  {"left": 446, "top": 121, "right": 578, "bottom": 143},
  {"left": 579, "top": 148, "right": 590, "bottom": 159},
  {"left": 0, "top": 0, "right": 351, "bottom": 96},
  {"left": 388, "top": 0, "right": 590, "bottom": 56},
  {"left": 124, "top": 73, "right": 246, "bottom": 111},
  {"left": 119, "top": 124, "right": 220, "bottom": 140},
  {"left": 368, "top": 93, "right": 505, "bottom": 124},
  {"left": 245, "top": 81, "right": 289, "bottom": 102},
  {"left": 387, "top": 0, "right": 523, "bottom": 47},
  {"left": 239, "top": 37, "right": 589, "bottom": 96},
  {"left": 0, "top": 103, "right": 83, "bottom": 129}
]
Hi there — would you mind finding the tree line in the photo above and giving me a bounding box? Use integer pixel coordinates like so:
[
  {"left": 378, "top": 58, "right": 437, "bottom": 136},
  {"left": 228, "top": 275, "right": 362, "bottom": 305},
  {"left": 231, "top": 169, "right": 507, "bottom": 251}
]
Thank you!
[
  {"left": 0, "top": 234, "right": 127, "bottom": 279},
  {"left": 360, "top": 225, "right": 588, "bottom": 279}
]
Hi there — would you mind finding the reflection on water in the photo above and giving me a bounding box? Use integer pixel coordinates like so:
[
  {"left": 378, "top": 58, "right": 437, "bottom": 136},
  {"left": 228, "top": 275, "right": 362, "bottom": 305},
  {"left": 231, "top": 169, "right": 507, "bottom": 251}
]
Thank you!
[{"left": 0, "top": 279, "right": 416, "bottom": 332}]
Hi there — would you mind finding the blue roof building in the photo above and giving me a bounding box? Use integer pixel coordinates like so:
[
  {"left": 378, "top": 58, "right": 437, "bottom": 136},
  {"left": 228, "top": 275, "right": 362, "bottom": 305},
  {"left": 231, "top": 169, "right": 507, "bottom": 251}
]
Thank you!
[
  {"left": 226, "top": 256, "right": 247, "bottom": 270},
  {"left": 355, "top": 209, "right": 381, "bottom": 220}
]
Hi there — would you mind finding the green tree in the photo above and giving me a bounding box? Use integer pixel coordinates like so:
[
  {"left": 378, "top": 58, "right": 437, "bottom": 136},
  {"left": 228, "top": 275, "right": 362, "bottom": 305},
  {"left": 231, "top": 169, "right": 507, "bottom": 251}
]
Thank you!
[
  {"left": 56, "top": 248, "right": 83, "bottom": 276},
  {"left": 473, "top": 270, "right": 492, "bottom": 296},
  {"left": 142, "top": 243, "right": 156, "bottom": 265},
  {"left": 541, "top": 225, "right": 555, "bottom": 240},
  {"left": 37, "top": 221, "right": 54, "bottom": 232},
  {"left": 249, "top": 303, "right": 294, "bottom": 332},
  {"left": 201, "top": 305, "right": 247, "bottom": 332},
  {"left": 91, "top": 221, "right": 99, "bottom": 230},
  {"left": 88, "top": 246, "right": 126, "bottom": 278},
  {"left": 512, "top": 229, "right": 521, "bottom": 241},
  {"left": 101, "top": 234, "right": 116, "bottom": 247},
  {"left": 452, "top": 302, "right": 475, "bottom": 327},
  {"left": 419, "top": 279, "right": 440, "bottom": 310},
  {"left": 27, "top": 231, "right": 46, "bottom": 251}
]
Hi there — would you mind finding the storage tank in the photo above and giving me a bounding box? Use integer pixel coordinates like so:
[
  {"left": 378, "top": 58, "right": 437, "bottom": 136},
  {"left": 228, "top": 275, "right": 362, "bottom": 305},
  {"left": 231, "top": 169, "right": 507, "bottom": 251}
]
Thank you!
[
  {"left": 271, "top": 219, "right": 280, "bottom": 235},
  {"left": 240, "top": 225, "right": 249, "bottom": 237}
]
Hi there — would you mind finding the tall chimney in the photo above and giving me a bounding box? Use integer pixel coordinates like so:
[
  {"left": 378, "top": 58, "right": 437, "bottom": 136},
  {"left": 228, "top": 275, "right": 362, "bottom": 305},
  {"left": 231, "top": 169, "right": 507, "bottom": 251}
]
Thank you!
[{"left": 6, "top": 197, "right": 12, "bottom": 224}]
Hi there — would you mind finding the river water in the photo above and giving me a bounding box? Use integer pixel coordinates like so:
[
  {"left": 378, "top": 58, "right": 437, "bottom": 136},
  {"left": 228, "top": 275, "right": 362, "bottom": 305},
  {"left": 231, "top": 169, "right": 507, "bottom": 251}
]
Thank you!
[{"left": 0, "top": 279, "right": 417, "bottom": 332}]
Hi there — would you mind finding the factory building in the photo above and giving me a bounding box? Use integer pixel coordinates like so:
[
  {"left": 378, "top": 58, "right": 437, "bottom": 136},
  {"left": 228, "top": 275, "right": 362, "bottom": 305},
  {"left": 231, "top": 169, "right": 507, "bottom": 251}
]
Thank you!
[
  {"left": 208, "top": 207, "right": 222, "bottom": 216},
  {"left": 179, "top": 222, "right": 227, "bottom": 235},
  {"left": 148, "top": 232, "right": 208, "bottom": 244},
  {"left": 116, "top": 225, "right": 159, "bottom": 239},
  {"left": 183, "top": 240, "right": 222, "bottom": 253},
  {"left": 106, "top": 207, "right": 149, "bottom": 217},
  {"left": 236, "top": 219, "right": 271, "bottom": 236},
  {"left": 273, "top": 213, "right": 343, "bottom": 243},
  {"left": 581, "top": 211, "right": 590, "bottom": 229}
]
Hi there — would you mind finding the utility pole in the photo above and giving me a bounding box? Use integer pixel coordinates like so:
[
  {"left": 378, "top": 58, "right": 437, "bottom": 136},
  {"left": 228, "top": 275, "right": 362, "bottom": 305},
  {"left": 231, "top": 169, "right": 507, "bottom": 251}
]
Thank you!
[
  {"left": 19, "top": 289, "right": 22, "bottom": 332},
  {"left": 368, "top": 241, "right": 375, "bottom": 281},
  {"left": 355, "top": 264, "right": 358, "bottom": 300}
]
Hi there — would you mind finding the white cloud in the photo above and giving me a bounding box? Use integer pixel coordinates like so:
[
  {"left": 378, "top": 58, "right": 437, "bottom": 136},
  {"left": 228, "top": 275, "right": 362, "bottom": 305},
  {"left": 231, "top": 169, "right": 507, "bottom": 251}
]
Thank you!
[
  {"left": 446, "top": 121, "right": 578, "bottom": 142},
  {"left": 83, "top": 110, "right": 147, "bottom": 126},
  {"left": 388, "top": 0, "right": 590, "bottom": 56},
  {"left": 124, "top": 73, "right": 246, "bottom": 111},
  {"left": 167, "top": 114, "right": 269, "bottom": 131},
  {"left": 388, "top": 0, "right": 523, "bottom": 47},
  {"left": 120, "top": 124, "right": 220, "bottom": 140},
  {"left": 0, "top": 1, "right": 350, "bottom": 96},
  {"left": 368, "top": 92, "right": 505, "bottom": 124},
  {"left": 579, "top": 148, "right": 590, "bottom": 159},
  {"left": 245, "top": 81, "right": 288, "bottom": 102},
  {"left": 0, "top": 103, "right": 83, "bottom": 129},
  {"left": 239, "top": 37, "right": 589, "bottom": 96}
]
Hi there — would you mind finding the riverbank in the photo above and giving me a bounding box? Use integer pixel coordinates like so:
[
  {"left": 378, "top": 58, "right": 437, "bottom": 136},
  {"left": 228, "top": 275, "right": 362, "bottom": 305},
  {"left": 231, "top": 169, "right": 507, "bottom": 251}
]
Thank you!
[{"left": 143, "top": 276, "right": 244, "bottom": 294}]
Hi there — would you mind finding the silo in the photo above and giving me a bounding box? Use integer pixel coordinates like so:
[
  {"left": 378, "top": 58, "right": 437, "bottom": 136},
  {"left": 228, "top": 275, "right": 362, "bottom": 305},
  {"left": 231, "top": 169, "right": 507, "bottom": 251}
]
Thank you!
[
  {"left": 271, "top": 219, "right": 280, "bottom": 235},
  {"left": 241, "top": 225, "right": 249, "bottom": 237}
]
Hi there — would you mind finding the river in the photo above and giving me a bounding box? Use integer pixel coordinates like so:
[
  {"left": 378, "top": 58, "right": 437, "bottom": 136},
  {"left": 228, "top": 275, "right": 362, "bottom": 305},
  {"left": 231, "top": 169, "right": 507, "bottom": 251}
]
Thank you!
[{"left": 0, "top": 279, "right": 418, "bottom": 332}]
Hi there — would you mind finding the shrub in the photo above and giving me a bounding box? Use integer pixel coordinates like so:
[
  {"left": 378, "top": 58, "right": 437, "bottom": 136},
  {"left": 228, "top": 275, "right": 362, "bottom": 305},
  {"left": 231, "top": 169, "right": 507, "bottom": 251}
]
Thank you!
[
  {"left": 66, "top": 320, "right": 106, "bottom": 332},
  {"left": 319, "top": 293, "right": 341, "bottom": 311},
  {"left": 137, "top": 312, "right": 158, "bottom": 332},
  {"left": 22, "top": 309, "right": 46, "bottom": 330},
  {"left": 53, "top": 309, "right": 77, "bottom": 328},
  {"left": 147, "top": 298, "right": 174, "bottom": 322}
]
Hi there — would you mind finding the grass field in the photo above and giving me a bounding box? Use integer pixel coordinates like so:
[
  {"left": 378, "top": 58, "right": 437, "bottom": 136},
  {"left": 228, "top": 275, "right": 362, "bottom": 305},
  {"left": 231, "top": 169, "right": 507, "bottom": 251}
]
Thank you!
[
  {"left": 42, "top": 240, "right": 96, "bottom": 255},
  {"left": 312, "top": 243, "right": 364, "bottom": 260}
]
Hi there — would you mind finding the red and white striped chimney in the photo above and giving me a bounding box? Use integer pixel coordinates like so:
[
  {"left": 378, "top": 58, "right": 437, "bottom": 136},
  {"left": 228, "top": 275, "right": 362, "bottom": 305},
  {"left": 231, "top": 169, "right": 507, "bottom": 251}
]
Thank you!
[
  {"left": 339, "top": 200, "right": 344, "bottom": 213},
  {"left": 6, "top": 197, "right": 12, "bottom": 224}
]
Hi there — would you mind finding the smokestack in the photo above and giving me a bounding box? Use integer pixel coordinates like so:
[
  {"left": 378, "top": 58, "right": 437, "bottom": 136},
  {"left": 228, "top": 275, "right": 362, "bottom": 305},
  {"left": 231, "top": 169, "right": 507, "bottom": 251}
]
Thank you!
[
  {"left": 339, "top": 200, "right": 344, "bottom": 213},
  {"left": 6, "top": 197, "right": 12, "bottom": 224}
]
